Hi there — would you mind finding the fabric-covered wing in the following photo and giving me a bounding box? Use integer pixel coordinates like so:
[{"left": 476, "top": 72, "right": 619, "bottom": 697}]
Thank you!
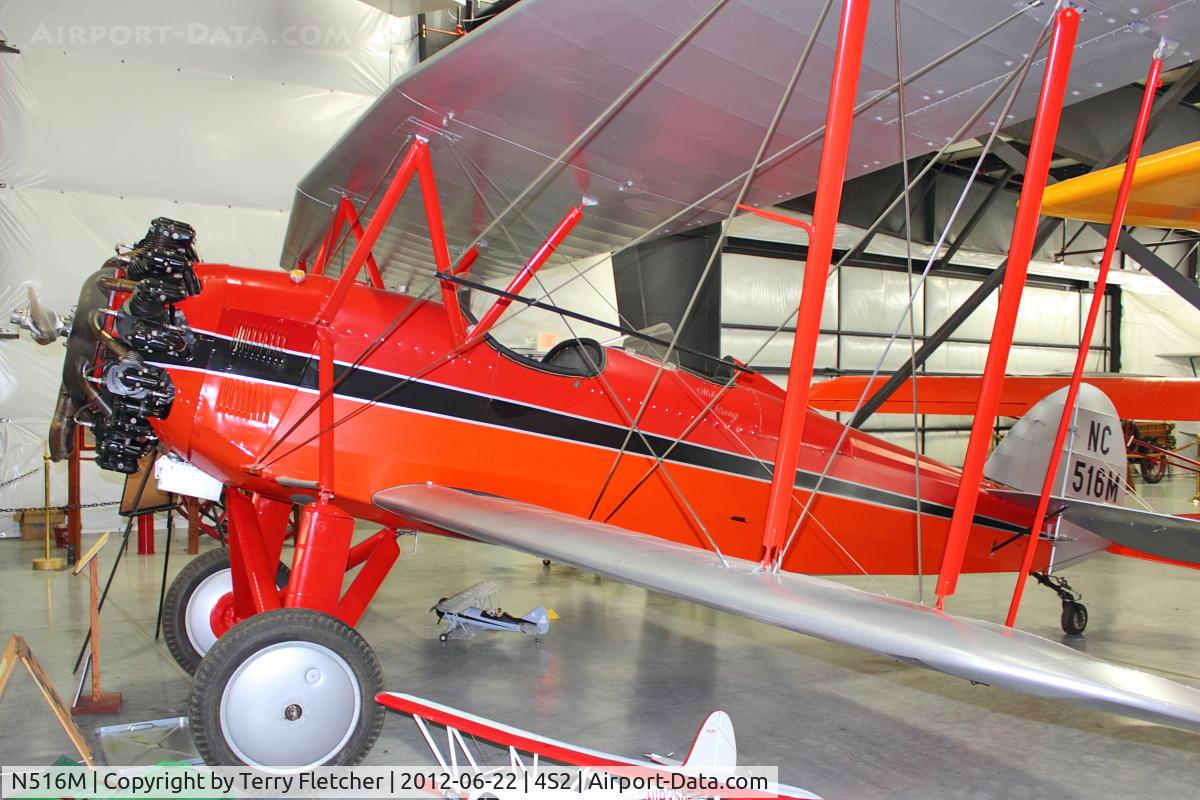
[
  {"left": 438, "top": 580, "right": 501, "bottom": 614},
  {"left": 809, "top": 375, "right": 1200, "bottom": 420},
  {"left": 280, "top": 0, "right": 1200, "bottom": 291},
  {"left": 1040, "top": 140, "right": 1200, "bottom": 230},
  {"left": 374, "top": 484, "right": 1200, "bottom": 732}
]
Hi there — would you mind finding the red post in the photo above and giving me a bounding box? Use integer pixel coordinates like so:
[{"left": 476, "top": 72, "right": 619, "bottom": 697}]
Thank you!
[
  {"left": 1005, "top": 53, "right": 1163, "bottom": 626},
  {"left": 67, "top": 426, "right": 82, "bottom": 564},
  {"left": 465, "top": 204, "right": 585, "bottom": 345},
  {"left": 935, "top": 7, "right": 1080, "bottom": 607},
  {"left": 759, "top": 0, "right": 871, "bottom": 568},
  {"left": 136, "top": 514, "right": 154, "bottom": 555}
]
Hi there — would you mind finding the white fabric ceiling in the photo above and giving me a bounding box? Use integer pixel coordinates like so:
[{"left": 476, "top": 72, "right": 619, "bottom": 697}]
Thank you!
[{"left": 0, "top": 0, "right": 418, "bottom": 533}]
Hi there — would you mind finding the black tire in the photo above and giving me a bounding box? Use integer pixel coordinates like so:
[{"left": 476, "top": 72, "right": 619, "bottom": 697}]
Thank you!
[
  {"left": 189, "top": 608, "right": 385, "bottom": 768},
  {"left": 163, "top": 549, "right": 290, "bottom": 675},
  {"left": 439, "top": 633, "right": 449, "bottom": 642},
  {"left": 163, "top": 549, "right": 235, "bottom": 675},
  {"left": 1061, "top": 600, "right": 1088, "bottom": 636}
]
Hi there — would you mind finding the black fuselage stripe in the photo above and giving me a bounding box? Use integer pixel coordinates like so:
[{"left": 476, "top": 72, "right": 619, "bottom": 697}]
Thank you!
[{"left": 169, "top": 332, "right": 1024, "bottom": 534}]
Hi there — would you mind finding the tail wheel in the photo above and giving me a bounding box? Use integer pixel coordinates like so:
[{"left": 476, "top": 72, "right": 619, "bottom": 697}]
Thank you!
[
  {"left": 1061, "top": 600, "right": 1088, "bottom": 636},
  {"left": 1139, "top": 438, "right": 1168, "bottom": 484},
  {"left": 162, "top": 549, "right": 290, "bottom": 675},
  {"left": 189, "top": 608, "right": 385, "bottom": 767}
]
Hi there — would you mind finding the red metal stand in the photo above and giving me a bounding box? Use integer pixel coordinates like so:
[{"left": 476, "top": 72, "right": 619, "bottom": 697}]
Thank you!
[
  {"left": 136, "top": 514, "right": 154, "bottom": 555},
  {"left": 67, "top": 427, "right": 83, "bottom": 564},
  {"left": 934, "top": 7, "right": 1080, "bottom": 607},
  {"left": 760, "top": 0, "right": 871, "bottom": 568},
  {"left": 1004, "top": 53, "right": 1164, "bottom": 626}
]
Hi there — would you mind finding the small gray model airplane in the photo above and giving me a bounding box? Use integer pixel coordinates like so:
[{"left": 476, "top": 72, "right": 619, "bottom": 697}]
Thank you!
[{"left": 432, "top": 581, "right": 556, "bottom": 642}]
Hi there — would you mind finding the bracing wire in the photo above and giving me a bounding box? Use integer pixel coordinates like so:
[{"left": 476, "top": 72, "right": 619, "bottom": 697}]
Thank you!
[
  {"left": 490, "top": 4, "right": 1034, "bottom": 320},
  {"left": 261, "top": 4, "right": 1043, "bottom": 508},
  {"left": 446, "top": 142, "right": 731, "bottom": 563},
  {"left": 586, "top": 0, "right": 836, "bottom": 522},
  {"left": 772, "top": 9, "right": 1058, "bottom": 573},
  {"left": 893, "top": 0, "right": 926, "bottom": 603}
]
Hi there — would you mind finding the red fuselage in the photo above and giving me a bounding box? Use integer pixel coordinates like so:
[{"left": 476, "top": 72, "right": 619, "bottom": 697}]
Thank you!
[{"left": 152, "top": 263, "right": 1045, "bottom": 576}]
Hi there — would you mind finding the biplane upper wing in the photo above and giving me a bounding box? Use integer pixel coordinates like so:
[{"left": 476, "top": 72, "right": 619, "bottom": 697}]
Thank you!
[
  {"left": 280, "top": 1, "right": 1196, "bottom": 290},
  {"left": 374, "top": 483, "right": 1200, "bottom": 732},
  {"left": 809, "top": 375, "right": 1200, "bottom": 419},
  {"left": 1039, "top": 140, "right": 1200, "bottom": 229},
  {"left": 438, "top": 580, "right": 501, "bottom": 615}
]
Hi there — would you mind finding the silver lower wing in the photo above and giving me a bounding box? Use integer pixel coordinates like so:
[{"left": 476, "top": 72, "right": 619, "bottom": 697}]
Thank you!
[{"left": 375, "top": 484, "right": 1200, "bottom": 732}]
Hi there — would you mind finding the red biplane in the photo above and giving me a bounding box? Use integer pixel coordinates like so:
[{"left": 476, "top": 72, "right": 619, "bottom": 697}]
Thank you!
[{"left": 38, "top": 0, "right": 1200, "bottom": 769}]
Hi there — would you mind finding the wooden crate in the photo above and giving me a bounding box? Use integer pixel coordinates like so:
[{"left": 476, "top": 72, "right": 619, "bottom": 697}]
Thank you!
[{"left": 18, "top": 508, "right": 66, "bottom": 541}]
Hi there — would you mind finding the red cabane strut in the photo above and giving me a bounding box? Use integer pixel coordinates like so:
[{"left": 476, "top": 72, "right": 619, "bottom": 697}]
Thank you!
[{"left": 223, "top": 135, "right": 583, "bottom": 633}]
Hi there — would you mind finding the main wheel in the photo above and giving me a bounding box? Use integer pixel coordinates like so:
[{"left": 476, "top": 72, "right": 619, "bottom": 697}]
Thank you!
[
  {"left": 162, "top": 549, "right": 290, "bottom": 675},
  {"left": 189, "top": 608, "right": 385, "bottom": 768},
  {"left": 1061, "top": 600, "right": 1088, "bottom": 636}
]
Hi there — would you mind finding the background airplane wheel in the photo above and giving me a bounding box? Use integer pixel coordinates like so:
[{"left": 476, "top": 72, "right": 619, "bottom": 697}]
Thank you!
[
  {"left": 162, "top": 549, "right": 290, "bottom": 675},
  {"left": 1061, "top": 600, "right": 1088, "bottom": 636},
  {"left": 1139, "top": 438, "right": 1168, "bottom": 483},
  {"left": 189, "top": 608, "right": 384, "bottom": 768},
  {"left": 439, "top": 633, "right": 449, "bottom": 642}
]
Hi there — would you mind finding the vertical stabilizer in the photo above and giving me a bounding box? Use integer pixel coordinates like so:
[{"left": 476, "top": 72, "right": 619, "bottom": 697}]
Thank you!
[
  {"left": 985, "top": 383, "right": 1127, "bottom": 568},
  {"left": 682, "top": 711, "right": 737, "bottom": 768}
]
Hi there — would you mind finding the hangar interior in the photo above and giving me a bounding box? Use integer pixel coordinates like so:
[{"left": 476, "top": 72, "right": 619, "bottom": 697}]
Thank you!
[{"left": 0, "top": 1, "right": 1198, "bottom": 798}]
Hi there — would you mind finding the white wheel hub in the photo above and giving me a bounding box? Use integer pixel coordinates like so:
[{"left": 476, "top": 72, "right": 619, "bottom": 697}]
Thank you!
[
  {"left": 185, "top": 569, "right": 232, "bottom": 656},
  {"left": 219, "top": 640, "right": 361, "bottom": 767}
]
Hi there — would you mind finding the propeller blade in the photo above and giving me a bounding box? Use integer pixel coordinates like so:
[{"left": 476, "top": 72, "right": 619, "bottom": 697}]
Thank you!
[{"left": 25, "top": 286, "right": 62, "bottom": 345}]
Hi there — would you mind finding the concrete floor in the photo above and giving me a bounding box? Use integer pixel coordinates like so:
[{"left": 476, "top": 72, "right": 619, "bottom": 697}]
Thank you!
[{"left": 1, "top": 473, "right": 1198, "bottom": 799}]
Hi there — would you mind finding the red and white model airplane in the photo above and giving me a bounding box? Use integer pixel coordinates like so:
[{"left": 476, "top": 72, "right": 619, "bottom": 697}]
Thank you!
[
  {"left": 36, "top": 0, "right": 1200, "bottom": 769},
  {"left": 376, "top": 691, "right": 823, "bottom": 800}
]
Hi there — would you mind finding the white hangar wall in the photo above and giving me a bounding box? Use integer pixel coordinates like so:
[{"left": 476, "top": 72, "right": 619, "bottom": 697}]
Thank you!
[
  {"left": 0, "top": 0, "right": 420, "bottom": 534},
  {"left": 718, "top": 211, "right": 1198, "bottom": 467}
]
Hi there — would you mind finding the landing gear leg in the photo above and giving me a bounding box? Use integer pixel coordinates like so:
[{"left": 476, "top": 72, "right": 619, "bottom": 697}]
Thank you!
[
  {"left": 1033, "top": 572, "right": 1087, "bottom": 636},
  {"left": 188, "top": 493, "right": 400, "bottom": 767}
]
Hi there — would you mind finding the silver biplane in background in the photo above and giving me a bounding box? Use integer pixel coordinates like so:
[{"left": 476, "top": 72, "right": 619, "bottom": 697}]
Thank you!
[{"left": 433, "top": 581, "right": 556, "bottom": 641}]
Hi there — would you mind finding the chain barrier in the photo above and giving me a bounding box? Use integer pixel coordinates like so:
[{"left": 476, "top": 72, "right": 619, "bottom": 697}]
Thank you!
[
  {"left": 0, "top": 500, "right": 120, "bottom": 514},
  {"left": 0, "top": 467, "right": 39, "bottom": 489}
]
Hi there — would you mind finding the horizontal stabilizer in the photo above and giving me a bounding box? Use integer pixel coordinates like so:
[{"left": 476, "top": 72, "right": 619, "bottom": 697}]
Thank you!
[
  {"left": 997, "top": 490, "right": 1200, "bottom": 565},
  {"left": 375, "top": 484, "right": 1200, "bottom": 733}
]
